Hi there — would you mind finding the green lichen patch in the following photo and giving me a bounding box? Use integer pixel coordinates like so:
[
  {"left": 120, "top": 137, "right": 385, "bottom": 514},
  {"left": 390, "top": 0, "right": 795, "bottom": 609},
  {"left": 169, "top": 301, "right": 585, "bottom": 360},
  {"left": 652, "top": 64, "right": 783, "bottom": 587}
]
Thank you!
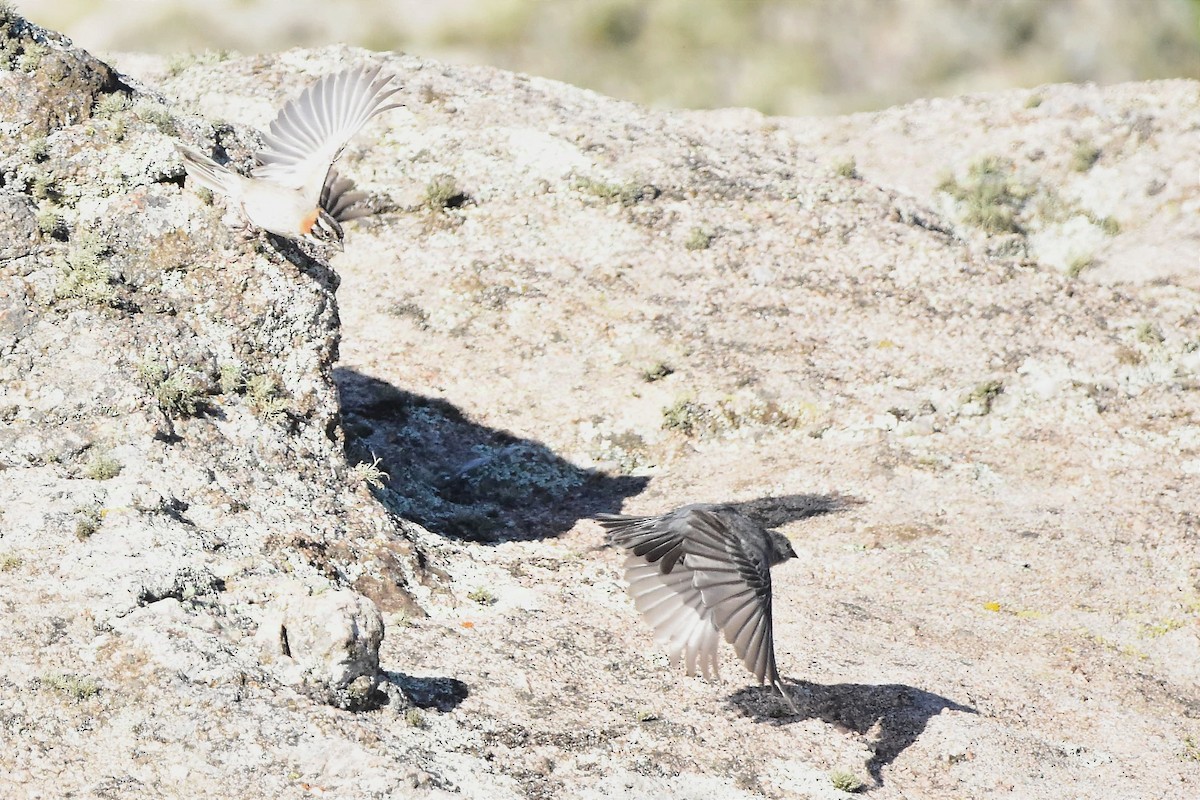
[
  {"left": 467, "top": 587, "right": 498, "bottom": 606},
  {"left": 1071, "top": 141, "right": 1102, "bottom": 172},
  {"left": 573, "top": 175, "right": 659, "bottom": 207},
  {"left": 82, "top": 450, "right": 121, "bottom": 480},
  {"left": 244, "top": 373, "right": 290, "bottom": 423},
  {"left": 834, "top": 156, "right": 859, "bottom": 179},
  {"left": 132, "top": 99, "right": 177, "bottom": 135},
  {"left": 218, "top": 363, "right": 244, "bottom": 395},
  {"left": 165, "top": 49, "right": 232, "bottom": 77},
  {"left": 424, "top": 174, "right": 469, "bottom": 210},
  {"left": 662, "top": 395, "right": 817, "bottom": 438},
  {"left": 74, "top": 504, "right": 102, "bottom": 540},
  {"left": 685, "top": 227, "right": 715, "bottom": 250},
  {"left": 964, "top": 379, "right": 1004, "bottom": 415},
  {"left": 829, "top": 768, "right": 864, "bottom": 793},
  {"left": 1135, "top": 322, "right": 1165, "bottom": 345},
  {"left": 137, "top": 360, "right": 207, "bottom": 418}
]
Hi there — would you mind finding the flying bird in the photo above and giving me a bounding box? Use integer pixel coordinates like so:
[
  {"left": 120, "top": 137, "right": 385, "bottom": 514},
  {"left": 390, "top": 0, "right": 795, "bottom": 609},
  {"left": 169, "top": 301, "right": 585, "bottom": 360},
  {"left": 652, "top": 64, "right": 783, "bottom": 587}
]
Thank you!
[
  {"left": 598, "top": 504, "right": 799, "bottom": 712},
  {"left": 177, "top": 64, "right": 402, "bottom": 248}
]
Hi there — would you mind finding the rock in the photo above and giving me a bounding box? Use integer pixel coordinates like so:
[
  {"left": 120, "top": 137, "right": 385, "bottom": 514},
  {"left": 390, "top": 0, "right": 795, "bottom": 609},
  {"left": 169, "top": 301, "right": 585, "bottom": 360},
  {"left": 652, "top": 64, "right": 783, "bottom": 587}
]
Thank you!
[
  {"left": 258, "top": 587, "right": 385, "bottom": 710},
  {"left": 1, "top": 8, "right": 1198, "bottom": 799},
  {"left": 0, "top": 191, "right": 41, "bottom": 261},
  {"left": 0, "top": 13, "right": 126, "bottom": 147}
]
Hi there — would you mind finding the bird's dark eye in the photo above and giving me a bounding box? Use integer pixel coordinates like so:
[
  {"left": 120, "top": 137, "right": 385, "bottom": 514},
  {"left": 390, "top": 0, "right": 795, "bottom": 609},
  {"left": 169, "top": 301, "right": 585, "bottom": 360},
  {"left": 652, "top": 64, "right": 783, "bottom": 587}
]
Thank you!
[{"left": 312, "top": 211, "right": 345, "bottom": 244}]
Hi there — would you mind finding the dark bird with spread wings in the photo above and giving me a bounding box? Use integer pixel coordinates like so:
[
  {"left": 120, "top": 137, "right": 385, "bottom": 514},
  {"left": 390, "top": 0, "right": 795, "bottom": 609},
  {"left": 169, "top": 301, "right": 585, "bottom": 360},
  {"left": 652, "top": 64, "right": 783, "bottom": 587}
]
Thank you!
[{"left": 597, "top": 504, "right": 799, "bottom": 711}]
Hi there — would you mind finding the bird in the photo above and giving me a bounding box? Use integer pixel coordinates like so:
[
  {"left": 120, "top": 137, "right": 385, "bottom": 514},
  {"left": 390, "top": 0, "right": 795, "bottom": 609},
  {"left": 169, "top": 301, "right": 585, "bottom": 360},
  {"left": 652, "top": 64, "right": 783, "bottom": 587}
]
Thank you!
[
  {"left": 597, "top": 504, "right": 800, "bottom": 712},
  {"left": 176, "top": 64, "right": 402, "bottom": 249}
]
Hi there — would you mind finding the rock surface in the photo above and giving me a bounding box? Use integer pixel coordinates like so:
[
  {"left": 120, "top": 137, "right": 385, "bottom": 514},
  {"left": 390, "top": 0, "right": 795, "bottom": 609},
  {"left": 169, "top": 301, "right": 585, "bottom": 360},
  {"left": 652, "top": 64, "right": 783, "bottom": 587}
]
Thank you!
[{"left": 1, "top": 11, "right": 1198, "bottom": 800}]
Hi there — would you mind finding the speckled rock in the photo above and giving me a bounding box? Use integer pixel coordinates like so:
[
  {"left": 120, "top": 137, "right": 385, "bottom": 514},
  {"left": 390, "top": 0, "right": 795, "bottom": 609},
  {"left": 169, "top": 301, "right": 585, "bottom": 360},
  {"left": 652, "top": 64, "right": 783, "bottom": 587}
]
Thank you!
[
  {"left": 0, "top": 11, "right": 125, "bottom": 147},
  {"left": 0, "top": 13, "right": 444, "bottom": 799},
  {"left": 257, "top": 587, "right": 386, "bottom": 709},
  {"left": 0, "top": 191, "right": 41, "bottom": 261},
  {"left": 1, "top": 8, "right": 1199, "bottom": 800}
]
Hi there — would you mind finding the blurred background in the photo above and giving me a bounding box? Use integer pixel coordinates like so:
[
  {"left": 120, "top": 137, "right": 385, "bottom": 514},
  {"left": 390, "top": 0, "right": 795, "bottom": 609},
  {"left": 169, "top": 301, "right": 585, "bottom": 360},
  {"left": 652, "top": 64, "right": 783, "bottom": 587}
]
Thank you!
[{"left": 22, "top": 0, "right": 1200, "bottom": 114}]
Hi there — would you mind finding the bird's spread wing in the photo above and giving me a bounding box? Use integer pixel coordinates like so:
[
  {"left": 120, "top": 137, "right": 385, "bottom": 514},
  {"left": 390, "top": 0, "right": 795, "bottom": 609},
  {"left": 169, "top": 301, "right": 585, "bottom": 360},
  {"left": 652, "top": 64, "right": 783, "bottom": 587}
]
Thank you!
[
  {"left": 599, "top": 511, "right": 720, "bottom": 677},
  {"left": 253, "top": 65, "right": 402, "bottom": 204},
  {"left": 681, "top": 509, "right": 782, "bottom": 690},
  {"left": 320, "top": 168, "right": 371, "bottom": 222},
  {"left": 596, "top": 512, "right": 688, "bottom": 574},
  {"left": 622, "top": 555, "right": 721, "bottom": 679},
  {"left": 602, "top": 507, "right": 796, "bottom": 710}
]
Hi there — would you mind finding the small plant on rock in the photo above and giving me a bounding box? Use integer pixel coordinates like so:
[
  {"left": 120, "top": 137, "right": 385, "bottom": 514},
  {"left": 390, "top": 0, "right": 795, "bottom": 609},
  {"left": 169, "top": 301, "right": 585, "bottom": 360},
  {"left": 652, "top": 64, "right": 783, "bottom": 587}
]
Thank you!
[
  {"left": 467, "top": 587, "right": 497, "bottom": 606},
  {"left": 350, "top": 455, "right": 389, "bottom": 490},
  {"left": 41, "top": 672, "right": 100, "bottom": 701},
  {"left": 83, "top": 451, "right": 121, "bottom": 480},
  {"left": 829, "top": 768, "right": 864, "bottom": 793}
]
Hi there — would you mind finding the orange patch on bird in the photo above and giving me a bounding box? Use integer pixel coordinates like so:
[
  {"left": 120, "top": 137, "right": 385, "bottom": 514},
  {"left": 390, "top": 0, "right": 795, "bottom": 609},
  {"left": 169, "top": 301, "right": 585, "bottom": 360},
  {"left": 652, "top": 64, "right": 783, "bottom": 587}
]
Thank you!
[{"left": 299, "top": 208, "right": 320, "bottom": 235}]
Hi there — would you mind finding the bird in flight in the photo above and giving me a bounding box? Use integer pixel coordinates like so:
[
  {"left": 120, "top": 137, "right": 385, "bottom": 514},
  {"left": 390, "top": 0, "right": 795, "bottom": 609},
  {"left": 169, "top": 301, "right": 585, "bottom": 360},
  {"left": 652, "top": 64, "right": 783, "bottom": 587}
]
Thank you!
[
  {"left": 177, "top": 64, "right": 402, "bottom": 249},
  {"left": 598, "top": 504, "right": 800, "bottom": 712}
]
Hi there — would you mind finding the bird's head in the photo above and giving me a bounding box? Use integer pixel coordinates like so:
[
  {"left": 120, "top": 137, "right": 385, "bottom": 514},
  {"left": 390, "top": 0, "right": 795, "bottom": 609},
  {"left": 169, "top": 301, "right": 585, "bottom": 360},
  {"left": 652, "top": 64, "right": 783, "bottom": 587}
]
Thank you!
[
  {"left": 305, "top": 208, "right": 345, "bottom": 251},
  {"left": 766, "top": 530, "right": 798, "bottom": 566}
]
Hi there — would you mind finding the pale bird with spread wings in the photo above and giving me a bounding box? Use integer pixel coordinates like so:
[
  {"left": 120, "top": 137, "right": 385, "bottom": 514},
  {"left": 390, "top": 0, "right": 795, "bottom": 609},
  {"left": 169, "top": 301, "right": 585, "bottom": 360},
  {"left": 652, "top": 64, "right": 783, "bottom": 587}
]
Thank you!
[{"left": 177, "top": 64, "right": 402, "bottom": 249}]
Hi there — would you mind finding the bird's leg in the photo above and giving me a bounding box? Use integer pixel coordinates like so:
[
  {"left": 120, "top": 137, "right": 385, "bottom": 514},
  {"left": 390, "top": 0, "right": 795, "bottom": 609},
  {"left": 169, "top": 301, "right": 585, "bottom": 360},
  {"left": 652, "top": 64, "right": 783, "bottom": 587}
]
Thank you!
[
  {"left": 236, "top": 217, "right": 258, "bottom": 244},
  {"left": 776, "top": 679, "right": 800, "bottom": 714}
]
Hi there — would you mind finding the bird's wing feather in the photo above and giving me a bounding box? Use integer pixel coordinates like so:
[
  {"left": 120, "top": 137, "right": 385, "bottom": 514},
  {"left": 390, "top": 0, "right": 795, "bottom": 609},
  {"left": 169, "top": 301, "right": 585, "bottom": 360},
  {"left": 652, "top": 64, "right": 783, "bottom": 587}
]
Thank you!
[
  {"left": 683, "top": 509, "right": 782, "bottom": 689},
  {"left": 252, "top": 65, "right": 402, "bottom": 204},
  {"left": 596, "top": 513, "right": 689, "bottom": 574},
  {"left": 320, "top": 168, "right": 371, "bottom": 222},
  {"left": 603, "top": 507, "right": 795, "bottom": 710},
  {"left": 623, "top": 556, "right": 721, "bottom": 680}
]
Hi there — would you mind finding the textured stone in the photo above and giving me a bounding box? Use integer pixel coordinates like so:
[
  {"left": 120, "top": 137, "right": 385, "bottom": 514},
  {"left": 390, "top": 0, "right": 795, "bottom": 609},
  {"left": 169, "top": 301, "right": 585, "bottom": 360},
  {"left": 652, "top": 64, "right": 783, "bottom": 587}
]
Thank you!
[
  {"left": 0, "top": 8, "right": 1197, "bottom": 800},
  {"left": 259, "top": 587, "right": 385, "bottom": 710}
]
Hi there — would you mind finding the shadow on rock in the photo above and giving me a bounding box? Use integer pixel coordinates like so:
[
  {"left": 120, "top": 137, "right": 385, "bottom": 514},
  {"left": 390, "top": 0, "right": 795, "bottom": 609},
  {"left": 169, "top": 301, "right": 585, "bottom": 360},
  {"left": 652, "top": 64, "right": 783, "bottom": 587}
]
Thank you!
[
  {"left": 270, "top": 234, "right": 342, "bottom": 289},
  {"left": 381, "top": 672, "right": 470, "bottom": 712},
  {"left": 335, "top": 367, "right": 648, "bottom": 543},
  {"left": 728, "top": 680, "right": 977, "bottom": 787}
]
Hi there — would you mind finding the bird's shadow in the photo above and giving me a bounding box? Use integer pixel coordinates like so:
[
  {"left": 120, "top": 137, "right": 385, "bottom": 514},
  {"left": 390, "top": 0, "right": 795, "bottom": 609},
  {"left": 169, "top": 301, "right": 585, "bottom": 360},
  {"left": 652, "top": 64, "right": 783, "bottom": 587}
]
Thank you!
[
  {"left": 728, "top": 680, "right": 977, "bottom": 788},
  {"left": 381, "top": 671, "right": 470, "bottom": 712},
  {"left": 335, "top": 367, "right": 648, "bottom": 542},
  {"left": 269, "top": 234, "right": 343, "bottom": 288},
  {"left": 725, "top": 493, "right": 863, "bottom": 530}
]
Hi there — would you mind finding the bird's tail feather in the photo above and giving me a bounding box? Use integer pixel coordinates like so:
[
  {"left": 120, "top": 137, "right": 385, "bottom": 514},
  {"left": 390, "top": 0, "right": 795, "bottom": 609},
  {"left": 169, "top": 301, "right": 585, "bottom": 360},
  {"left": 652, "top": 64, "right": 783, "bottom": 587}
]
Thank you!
[{"left": 176, "top": 144, "right": 241, "bottom": 197}]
